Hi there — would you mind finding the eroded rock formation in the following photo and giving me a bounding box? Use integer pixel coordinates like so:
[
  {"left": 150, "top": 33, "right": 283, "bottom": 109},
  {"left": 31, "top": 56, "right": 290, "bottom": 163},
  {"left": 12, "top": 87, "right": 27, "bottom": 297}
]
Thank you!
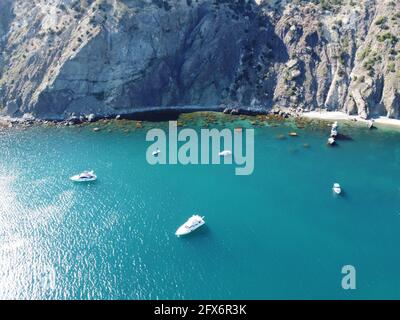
[{"left": 0, "top": 0, "right": 399, "bottom": 119}]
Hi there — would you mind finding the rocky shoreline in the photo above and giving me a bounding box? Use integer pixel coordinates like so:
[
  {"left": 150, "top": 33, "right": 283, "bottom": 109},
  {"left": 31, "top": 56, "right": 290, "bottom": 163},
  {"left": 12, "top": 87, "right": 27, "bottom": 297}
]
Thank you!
[
  {"left": 0, "top": 104, "right": 300, "bottom": 128},
  {"left": 2, "top": 106, "right": 400, "bottom": 132},
  {"left": 1, "top": 1, "right": 399, "bottom": 120}
]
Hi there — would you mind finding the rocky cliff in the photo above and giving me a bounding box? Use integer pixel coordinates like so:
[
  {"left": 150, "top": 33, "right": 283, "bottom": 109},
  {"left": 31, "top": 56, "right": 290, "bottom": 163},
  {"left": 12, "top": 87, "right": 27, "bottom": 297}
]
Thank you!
[{"left": 0, "top": 0, "right": 399, "bottom": 119}]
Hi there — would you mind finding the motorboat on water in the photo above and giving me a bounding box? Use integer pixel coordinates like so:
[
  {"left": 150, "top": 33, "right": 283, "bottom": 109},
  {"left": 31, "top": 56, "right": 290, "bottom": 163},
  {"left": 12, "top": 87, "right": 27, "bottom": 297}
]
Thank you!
[
  {"left": 219, "top": 150, "right": 232, "bottom": 157},
  {"left": 70, "top": 171, "right": 97, "bottom": 182},
  {"left": 175, "top": 215, "right": 205, "bottom": 237},
  {"left": 333, "top": 183, "right": 342, "bottom": 195},
  {"left": 152, "top": 148, "right": 161, "bottom": 156},
  {"left": 327, "top": 137, "right": 336, "bottom": 145},
  {"left": 332, "top": 121, "right": 338, "bottom": 130},
  {"left": 368, "top": 119, "right": 375, "bottom": 129}
]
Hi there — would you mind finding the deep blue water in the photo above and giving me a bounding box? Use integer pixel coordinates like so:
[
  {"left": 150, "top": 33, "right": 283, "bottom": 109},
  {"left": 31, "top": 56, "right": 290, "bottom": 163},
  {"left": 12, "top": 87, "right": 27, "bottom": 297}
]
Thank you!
[{"left": 0, "top": 116, "right": 400, "bottom": 299}]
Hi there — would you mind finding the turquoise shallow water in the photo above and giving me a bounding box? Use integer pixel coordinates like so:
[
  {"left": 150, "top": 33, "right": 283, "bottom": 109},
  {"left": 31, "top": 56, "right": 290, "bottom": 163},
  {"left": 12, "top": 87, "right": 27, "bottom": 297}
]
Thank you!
[{"left": 0, "top": 118, "right": 400, "bottom": 299}]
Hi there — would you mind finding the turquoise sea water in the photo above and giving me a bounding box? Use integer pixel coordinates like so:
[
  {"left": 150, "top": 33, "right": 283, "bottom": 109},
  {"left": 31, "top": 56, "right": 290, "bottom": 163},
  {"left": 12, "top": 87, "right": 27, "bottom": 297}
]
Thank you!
[{"left": 0, "top": 116, "right": 400, "bottom": 299}]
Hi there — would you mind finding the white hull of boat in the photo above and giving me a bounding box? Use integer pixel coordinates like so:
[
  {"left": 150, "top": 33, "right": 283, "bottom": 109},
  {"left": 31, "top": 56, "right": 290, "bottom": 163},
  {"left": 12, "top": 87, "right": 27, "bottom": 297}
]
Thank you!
[
  {"left": 333, "top": 188, "right": 341, "bottom": 194},
  {"left": 70, "top": 171, "right": 97, "bottom": 182},
  {"left": 333, "top": 183, "right": 342, "bottom": 195},
  {"left": 70, "top": 176, "right": 97, "bottom": 182},
  {"left": 175, "top": 216, "right": 205, "bottom": 237},
  {"left": 328, "top": 137, "right": 336, "bottom": 145},
  {"left": 368, "top": 120, "right": 375, "bottom": 129}
]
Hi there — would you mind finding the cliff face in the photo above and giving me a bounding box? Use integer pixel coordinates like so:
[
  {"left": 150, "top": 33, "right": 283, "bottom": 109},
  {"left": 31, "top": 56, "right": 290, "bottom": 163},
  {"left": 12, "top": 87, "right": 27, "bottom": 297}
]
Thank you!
[{"left": 0, "top": 0, "right": 399, "bottom": 119}]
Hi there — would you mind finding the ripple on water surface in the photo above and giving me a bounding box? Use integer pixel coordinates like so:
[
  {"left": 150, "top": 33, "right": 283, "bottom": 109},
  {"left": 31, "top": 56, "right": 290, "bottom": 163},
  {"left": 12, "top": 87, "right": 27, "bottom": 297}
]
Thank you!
[{"left": 0, "top": 118, "right": 400, "bottom": 299}]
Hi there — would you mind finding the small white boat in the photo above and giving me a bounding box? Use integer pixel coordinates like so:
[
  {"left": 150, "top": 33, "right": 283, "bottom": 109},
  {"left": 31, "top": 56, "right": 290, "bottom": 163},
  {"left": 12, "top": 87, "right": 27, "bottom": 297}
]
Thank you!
[
  {"left": 368, "top": 120, "right": 375, "bottom": 129},
  {"left": 152, "top": 148, "right": 161, "bottom": 156},
  {"left": 70, "top": 171, "right": 97, "bottom": 182},
  {"left": 219, "top": 150, "right": 232, "bottom": 157},
  {"left": 332, "top": 121, "right": 338, "bottom": 130},
  {"left": 327, "top": 137, "right": 336, "bottom": 145},
  {"left": 333, "top": 183, "right": 342, "bottom": 195},
  {"left": 175, "top": 215, "right": 205, "bottom": 237}
]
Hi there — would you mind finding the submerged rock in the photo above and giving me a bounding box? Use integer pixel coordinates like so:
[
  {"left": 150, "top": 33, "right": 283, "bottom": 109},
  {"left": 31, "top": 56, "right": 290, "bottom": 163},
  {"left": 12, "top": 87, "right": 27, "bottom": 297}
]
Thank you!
[
  {"left": 276, "top": 134, "right": 286, "bottom": 140},
  {"left": 135, "top": 121, "right": 142, "bottom": 129}
]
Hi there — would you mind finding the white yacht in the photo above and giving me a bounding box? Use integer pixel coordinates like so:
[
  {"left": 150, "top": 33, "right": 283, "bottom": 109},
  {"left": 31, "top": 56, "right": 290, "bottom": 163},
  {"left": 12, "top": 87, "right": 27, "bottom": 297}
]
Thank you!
[
  {"left": 333, "top": 183, "right": 342, "bottom": 195},
  {"left": 70, "top": 171, "right": 97, "bottom": 182},
  {"left": 175, "top": 215, "right": 205, "bottom": 237},
  {"left": 368, "top": 119, "right": 375, "bottom": 129},
  {"left": 327, "top": 137, "right": 336, "bottom": 145},
  {"left": 219, "top": 150, "right": 232, "bottom": 157}
]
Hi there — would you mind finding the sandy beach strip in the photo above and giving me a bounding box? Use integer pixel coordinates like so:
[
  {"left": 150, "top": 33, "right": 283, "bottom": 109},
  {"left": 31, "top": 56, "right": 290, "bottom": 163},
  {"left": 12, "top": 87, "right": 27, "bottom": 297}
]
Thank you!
[{"left": 302, "top": 111, "right": 400, "bottom": 129}]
